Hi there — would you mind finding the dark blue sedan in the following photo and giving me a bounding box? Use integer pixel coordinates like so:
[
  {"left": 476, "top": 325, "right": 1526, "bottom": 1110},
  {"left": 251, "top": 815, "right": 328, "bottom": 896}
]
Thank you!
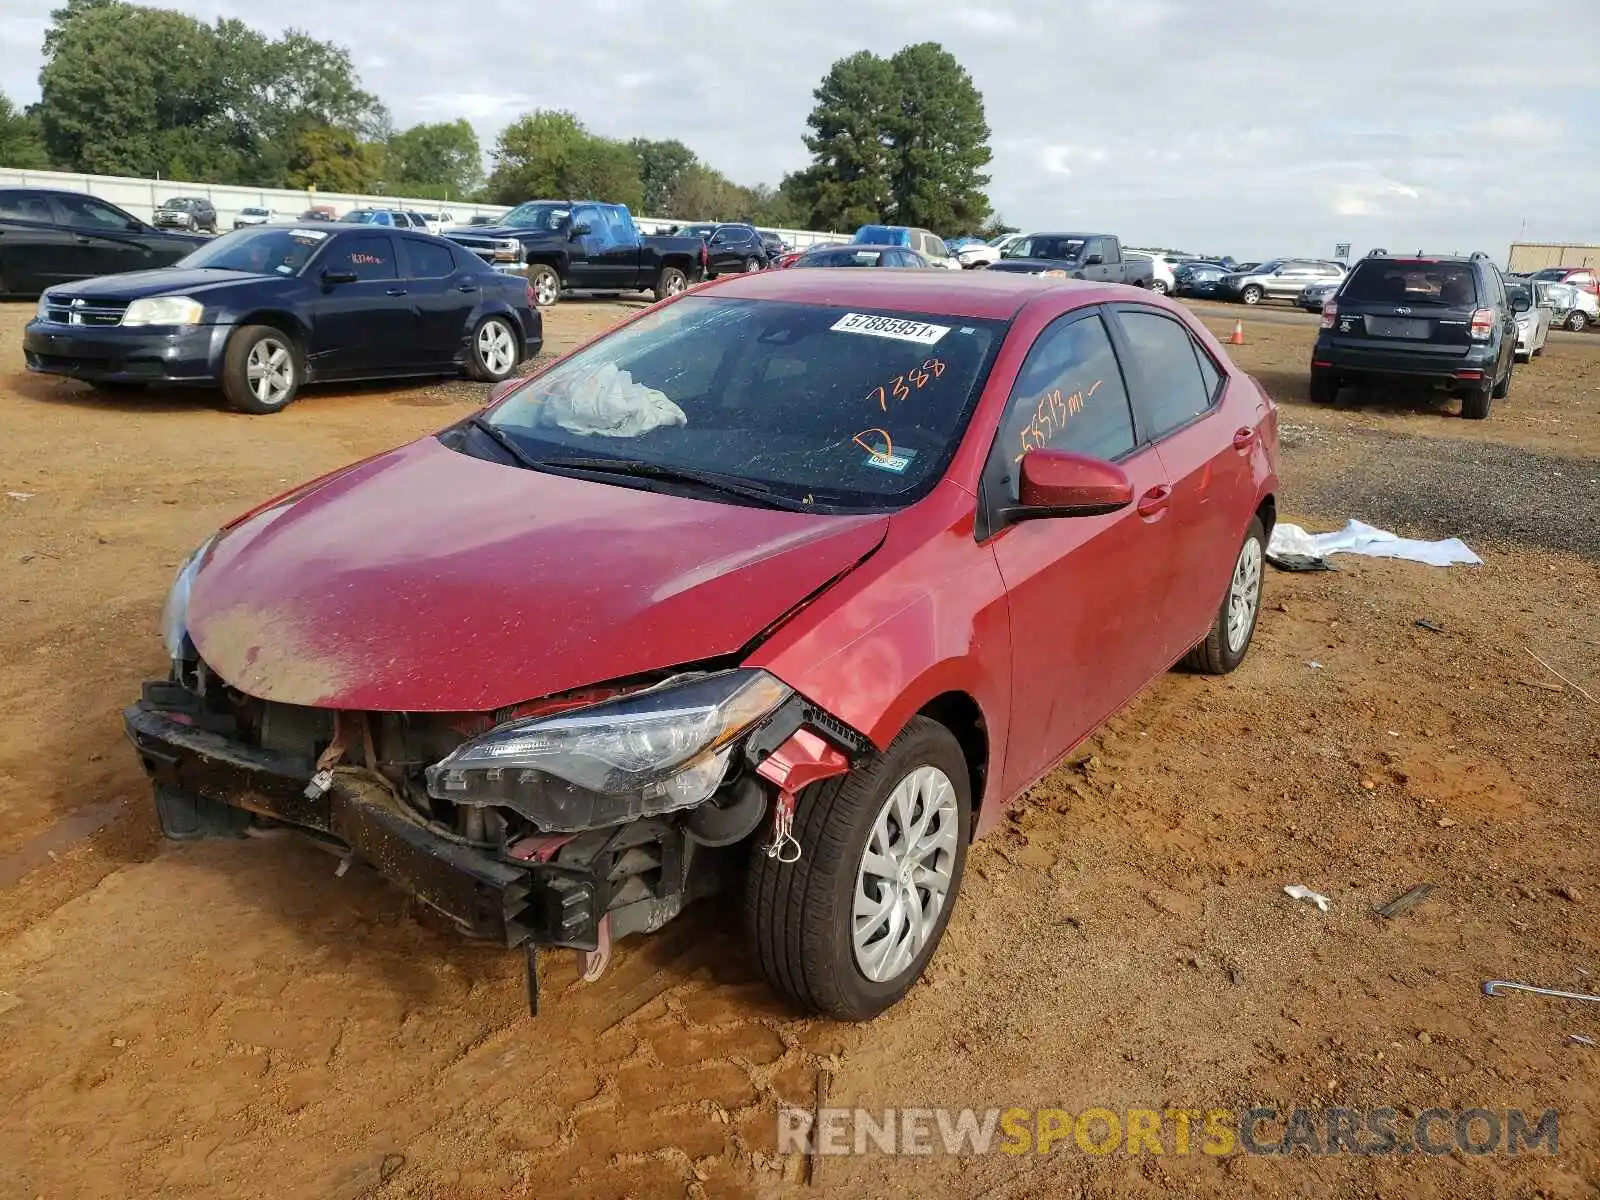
[{"left": 23, "top": 224, "right": 542, "bottom": 413}]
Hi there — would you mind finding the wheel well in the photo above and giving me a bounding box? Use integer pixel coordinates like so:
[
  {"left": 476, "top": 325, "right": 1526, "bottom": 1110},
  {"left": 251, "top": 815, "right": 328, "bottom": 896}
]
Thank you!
[
  {"left": 917, "top": 692, "right": 988, "bottom": 831},
  {"left": 659, "top": 254, "right": 694, "bottom": 274},
  {"left": 236, "top": 310, "right": 307, "bottom": 346},
  {"left": 1254, "top": 493, "right": 1277, "bottom": 539}
]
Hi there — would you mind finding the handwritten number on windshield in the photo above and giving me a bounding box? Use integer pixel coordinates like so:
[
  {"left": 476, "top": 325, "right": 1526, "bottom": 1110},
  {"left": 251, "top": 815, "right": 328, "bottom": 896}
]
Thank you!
[{"left": 868, "top": 358, "right": 946, "bottom": 412}]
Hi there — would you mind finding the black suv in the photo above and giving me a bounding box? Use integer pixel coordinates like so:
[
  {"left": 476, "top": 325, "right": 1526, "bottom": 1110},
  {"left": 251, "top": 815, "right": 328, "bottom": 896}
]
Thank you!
[
  {"left": 1310, "top": 250, "right": 1521, "bottom": 420},
  {"left": 675, "top": 222, "right": 767, "bottom": 275}
]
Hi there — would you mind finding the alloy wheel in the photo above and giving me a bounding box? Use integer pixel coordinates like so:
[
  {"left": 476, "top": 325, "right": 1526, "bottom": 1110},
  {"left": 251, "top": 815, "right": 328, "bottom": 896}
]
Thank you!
[
  {"left": 246, "top": 337, "right": 294, "bottom": 407},
  {"left": 477, "top": 319, "right": 516, "bottom": 378},
  {"left": 1226, "top": 536, "right": 1263, "bottom": 653},
  {"left": 853, "top": 765, "right": 960, "bottom": 983}
]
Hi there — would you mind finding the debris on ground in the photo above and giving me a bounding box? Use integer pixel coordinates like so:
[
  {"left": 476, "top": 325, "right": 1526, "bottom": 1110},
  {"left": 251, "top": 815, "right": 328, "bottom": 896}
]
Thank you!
[
  {"left": 1284, "top": 884, "right": 1333, "bottom": 912},
  {"left": 1268, "top": 518, "right": 1482, "bottom": 568},
  {"left": 1375, "top": 882, "right": 1435, "bottom": 919}
]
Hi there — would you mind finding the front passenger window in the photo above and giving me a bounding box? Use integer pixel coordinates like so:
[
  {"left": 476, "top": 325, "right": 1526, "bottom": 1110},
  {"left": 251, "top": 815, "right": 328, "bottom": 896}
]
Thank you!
[{"left": 993, "top": 312, "right": 1136, "bottom": 501}]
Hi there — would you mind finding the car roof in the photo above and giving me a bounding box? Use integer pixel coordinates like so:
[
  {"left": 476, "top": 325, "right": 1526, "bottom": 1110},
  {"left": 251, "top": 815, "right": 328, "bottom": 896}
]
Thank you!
[{"left": 696, "top": 265, "right": 1125, "bottom": 320}]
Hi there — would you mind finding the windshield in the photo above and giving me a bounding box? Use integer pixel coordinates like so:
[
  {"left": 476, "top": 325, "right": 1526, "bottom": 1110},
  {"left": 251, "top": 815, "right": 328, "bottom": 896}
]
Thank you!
[
  {"left": 681, "top": 225, "right": 718, "bottom": 239},
  {"left": 501, "top": 202, "right": 572, "bottom": 231},
  {"left": 801, "top": 248, "right": 890, "bottom": 267},
  {"left": 475, "top": 296, "right": 1006, "bottom": 510},
  {"left": 162, "top": 198, "right": 194, "bottom": 210},
  {"left": 340, "top": 210, "right": 378, "bottom": 223},
  {"left": 1342, "top": 259, "right": 1479, "bottom": 306},
  {"left": 175, "top": 226, "right": 329, "bottom": 275},
  {"left": 1244, "top": 260, "right": 1283, "bottom": 275},
  {"left": 240, "top": 207, "right": 269, "bottom": 217},
  {"left": 1005, "top": 236, "right": 1084, "bottom": 261}
]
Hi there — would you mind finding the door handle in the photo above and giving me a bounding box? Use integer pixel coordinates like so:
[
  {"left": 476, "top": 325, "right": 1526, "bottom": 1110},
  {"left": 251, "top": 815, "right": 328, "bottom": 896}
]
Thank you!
[
  {"left": 1232, "top": 426, "right": 1256, "bottom": 450},
  {"left": 1136, "top": 484, "right": 1172, "bottom": 518},
  {"left": 75, "top": 235, "right": 94, "bottom": 243},
  {"left": 457, "top": 283, "right": 478, "bottom": 292},
  {"left": 386, "top": 287, "right": 407, "bottom": 296}
]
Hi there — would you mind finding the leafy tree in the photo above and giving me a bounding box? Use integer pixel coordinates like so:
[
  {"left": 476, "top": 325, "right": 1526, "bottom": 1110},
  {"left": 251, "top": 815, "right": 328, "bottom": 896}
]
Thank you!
[
  {"left": 387, "top": 119, "right": 482, "bottom": 199},
  {"left": 978, "top": 213, "right": 1019, "bottom": 240},
  {"left": 798, "top": 51, "right": 897, "bottom": 231},
  {"left": 883, "top": 43, "right": 991, "bottom": 233},
  {"left": 0, "top": 93, "right": 48, "bottom": 168},
  {"left": 286, "top": 125, "right": 385, "bottom": 193},
  {"left": 485, "top": 110, "right": 643, "bottom": 209},
  {"left": 629, "top": 138, "right": 698, "bottom": 215},
  {"left": 794, "top": 43, "right": 992, "bottom": 234}
]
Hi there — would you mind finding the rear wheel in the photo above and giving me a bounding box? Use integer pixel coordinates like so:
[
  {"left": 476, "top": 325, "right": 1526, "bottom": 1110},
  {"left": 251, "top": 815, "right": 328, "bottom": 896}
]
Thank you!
[
  {"left": 745, "top": 716, "right": 971, "bottom": 1020},
  {"left": 1565, "top": 311, "right": 1589, "bottom": 332},
  {"left": 1461, "top": 382, "right": 1492, "bottom": 420},
  {"left": 467, "top": 315, "right": 519, "bottom": 382},
  {"left": 1183, "top": 517, "right": 1266, "bottom": 675},
  {"left": 743, "top": 256, "right": 759, "bottom": 274},
  {"left": 1308, "top": 369, "right": 1338, "bottom": 405},
  {"left": 221, "top": 325, "right": 301, "bottom": 414},
  {"left": 653, "top": 267, "right": 688, "bottom": 302},
  {"left": 1241, "top": 285, "right": 1264, "bottom": 305},
  {"left": 1150, "top": 279, "right": 1170, "bottom": 295},
  {"left": 1492, "top": 362, "right": 1512, "bottom": 400}
]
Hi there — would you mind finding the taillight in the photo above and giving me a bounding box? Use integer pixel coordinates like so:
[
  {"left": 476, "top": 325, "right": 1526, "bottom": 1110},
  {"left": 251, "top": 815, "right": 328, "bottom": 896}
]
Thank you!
[
  {"left": 1469, "top": 307, "right": 1494, "bottom": 340},
  {"left": 525, "top": 280, "right": 536, "bottom": 307},
  {"left": 1320, "top": 300, "right": 1337, "bottom": 329}
]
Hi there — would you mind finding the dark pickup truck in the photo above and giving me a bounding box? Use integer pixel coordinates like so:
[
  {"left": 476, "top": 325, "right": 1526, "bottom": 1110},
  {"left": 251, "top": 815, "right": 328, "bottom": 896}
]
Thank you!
[
  {"left": 985, "top": 233, "right": 1153, "bottom": 288},
  {"left": 447, "top": 200, "right": 707, "bottom": 306}
]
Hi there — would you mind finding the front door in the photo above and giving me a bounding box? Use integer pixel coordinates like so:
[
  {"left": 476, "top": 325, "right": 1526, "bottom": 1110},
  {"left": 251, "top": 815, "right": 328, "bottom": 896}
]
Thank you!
[
  {"left": 49, "top": 194, "right": 154, "bottom": 281},
  {"left": 983, "top": 307, "right": 1177, "bottom": 795},
  {"left": 305, "top": 233, "right": 415, "bottom": 376},
  {"left": 0, "top": 192, "right": 76, "bottom": 293}
]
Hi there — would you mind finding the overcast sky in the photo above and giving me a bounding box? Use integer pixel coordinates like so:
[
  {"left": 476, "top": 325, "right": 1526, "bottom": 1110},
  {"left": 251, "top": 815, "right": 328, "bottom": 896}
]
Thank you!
[{"left": 4, "top": 0, "right": 1597, "bottom": 257}]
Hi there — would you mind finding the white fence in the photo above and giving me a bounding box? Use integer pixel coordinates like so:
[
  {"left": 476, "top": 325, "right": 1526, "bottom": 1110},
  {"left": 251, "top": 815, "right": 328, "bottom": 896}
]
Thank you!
[{"left": 0, "top": 166, "right": 851, "bottom": 248}]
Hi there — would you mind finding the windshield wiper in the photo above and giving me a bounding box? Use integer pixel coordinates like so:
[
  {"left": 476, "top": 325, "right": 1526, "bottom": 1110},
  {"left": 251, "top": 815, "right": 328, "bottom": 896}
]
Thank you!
[
  {"left": 535, "top": 456, "right": 816, "bottom": 511},
  {"left": 466, "top": 414, "right": 549, "bottom": 471}
]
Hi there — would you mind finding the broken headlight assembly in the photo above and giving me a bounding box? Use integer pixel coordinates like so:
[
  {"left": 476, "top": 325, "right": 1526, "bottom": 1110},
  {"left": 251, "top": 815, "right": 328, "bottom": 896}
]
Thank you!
[
  {"left": 424, "top": 669, "right": 792, "bottom": 832},
  {"left": 160, "top": 532, "right": 219, "bottom": 659}
]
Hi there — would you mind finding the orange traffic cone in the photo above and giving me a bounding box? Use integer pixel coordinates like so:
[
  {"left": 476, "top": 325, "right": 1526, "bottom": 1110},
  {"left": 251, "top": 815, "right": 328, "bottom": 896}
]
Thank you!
[{"left": 1226, "top": 320, "right": 1245, "bottom": 346}]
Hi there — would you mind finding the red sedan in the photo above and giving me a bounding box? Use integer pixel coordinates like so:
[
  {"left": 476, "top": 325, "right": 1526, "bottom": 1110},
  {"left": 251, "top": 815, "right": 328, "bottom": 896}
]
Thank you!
[{"left": 126, "top": 269, "right": 1279, "bottom": 1020}]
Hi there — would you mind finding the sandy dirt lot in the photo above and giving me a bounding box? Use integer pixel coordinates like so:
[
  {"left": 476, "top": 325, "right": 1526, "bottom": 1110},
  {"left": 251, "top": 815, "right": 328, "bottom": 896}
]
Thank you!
[{"left": 1, "top": 293, "right": 1596, "bottom": 1200}]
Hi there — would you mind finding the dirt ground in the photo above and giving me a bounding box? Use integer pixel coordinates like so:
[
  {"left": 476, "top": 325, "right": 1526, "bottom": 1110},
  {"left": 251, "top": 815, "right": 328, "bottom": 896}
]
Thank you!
[{"left": 1, "top": 294, "right": 1596, "bottom": 1200}]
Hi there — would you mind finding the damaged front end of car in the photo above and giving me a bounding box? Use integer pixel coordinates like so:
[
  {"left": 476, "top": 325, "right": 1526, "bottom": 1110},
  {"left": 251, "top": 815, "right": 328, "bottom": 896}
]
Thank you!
[{"left": 123, "top": 644, "right": 868, "bottom": 1014}]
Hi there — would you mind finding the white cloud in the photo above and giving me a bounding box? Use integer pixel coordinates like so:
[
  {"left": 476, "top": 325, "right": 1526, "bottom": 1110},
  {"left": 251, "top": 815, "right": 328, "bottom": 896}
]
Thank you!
[{"left": 1, "top": 0, "right": 1596, "bottom": 256}]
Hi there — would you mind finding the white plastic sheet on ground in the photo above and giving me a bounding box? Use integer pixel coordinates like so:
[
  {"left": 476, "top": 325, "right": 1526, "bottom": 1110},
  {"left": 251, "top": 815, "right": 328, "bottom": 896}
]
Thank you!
[
  {"left": 538, "top": 362, "right": 687, "bottom": 438},
  {"left": 1268, "top": 519, "right": 1482, "bottom": 568}
]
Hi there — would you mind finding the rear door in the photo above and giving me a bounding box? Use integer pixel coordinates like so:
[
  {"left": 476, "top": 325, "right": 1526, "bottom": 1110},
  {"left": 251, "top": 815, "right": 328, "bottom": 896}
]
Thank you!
[
  {"left": 1324, "top": 258, "right": 1486, "bottom": 363},
  {"left": 398, "top": 235, "right": 477, "bottom": 367},
  {"left": 0, "top": 191, "right": 76, "bottom": 293},
  {"left": 983, "top": 308, "right": 1177, "bottom": 794},
  {"left": 1107, "top": 304, "right": 1256, "bottom": 655},
  {"left": 49, "top": 194, "right": 155, "bottom": 279},
  {"left": 305, "top": 232, "right": 416, "bottom": 376}
]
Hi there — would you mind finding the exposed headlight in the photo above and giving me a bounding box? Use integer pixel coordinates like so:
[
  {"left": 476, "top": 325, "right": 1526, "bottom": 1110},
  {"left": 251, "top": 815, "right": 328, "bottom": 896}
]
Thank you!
[
  {"left": 492, "top": 238, "right": 520, "bottom": 263},
  {"left": 123, "top": 296, "right": 204, "bottom": 327},
  {"left": 425, "top": 669, "right": 793, "bottom": 832},
  {"left": 161, "top": 533, "right": 218, "bottom": 659},
  {"left": 35, "top": 294, "right": 51, "bottom": 321}
]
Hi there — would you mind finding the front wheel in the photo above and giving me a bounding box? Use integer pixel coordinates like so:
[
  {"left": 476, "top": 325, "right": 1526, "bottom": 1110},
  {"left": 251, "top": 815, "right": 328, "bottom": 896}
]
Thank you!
[
  {"left": 221, "top": 325, "right": 301, "bottom": 414},
  {"left": 653, "top": 267, "right": 688, "bottom": 302},
  {"left": 743, "top": 256, "right": 759, "bottom": 274},
  {"left": 527, "top": 264, "right": 561, "bottom": 307},
  {"left": 1150, "top": 279, "right": 1170, "bottom": 295},
  {"left": 1241, "top": 285, "right": 1264, "bottom": 305},
  {"left": 1183, "top": 516, "right": 1266, "bottom": 674},
  {"left": 745, "top": 716, "right": 971, "bottom": 1020},
  {"left": 1565, "top": 311, "right": 1589, "bottom": 332},
  {"left": 467, "top": 315, "right": 520, "bottom": 382}
]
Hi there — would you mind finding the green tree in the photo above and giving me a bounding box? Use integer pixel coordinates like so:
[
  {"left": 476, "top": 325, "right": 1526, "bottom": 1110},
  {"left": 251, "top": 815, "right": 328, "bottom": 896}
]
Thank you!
[
  {"left": 0, "top": 93, "right": 48, "bottom": 168},
  {"left": 883, "top": 43, "right": 992, "bottom": 233},
  {"left": 387, "top": 119, "right": 482, "bottom": 199},
  {"left": 485, "top": 110, "right": 643, "bottom": 208},
  {"left": 798, "top": 51, "right": 897, "bottom": 231},
  {"left": 794, "top": 44, "right": 992, "bottom": 234},
  {"left": 629, "top": 137, "right": 698, "bottom": 215},
  {"left": 978, "top": 213, "right": 1019, "bottom": 240},
  {"left": 286, "top": 124, "right": 384, "bottom": 193}
]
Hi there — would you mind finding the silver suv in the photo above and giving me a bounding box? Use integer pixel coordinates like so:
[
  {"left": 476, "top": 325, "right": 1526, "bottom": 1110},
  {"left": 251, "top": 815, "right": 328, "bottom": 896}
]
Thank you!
[{"left": 1218, "top": 258, "right": 1346, "bottom": 305}]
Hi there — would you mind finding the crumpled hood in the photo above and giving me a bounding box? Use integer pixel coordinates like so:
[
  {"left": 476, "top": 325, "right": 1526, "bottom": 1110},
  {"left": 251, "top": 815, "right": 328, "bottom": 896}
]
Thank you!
[{"left": 186, "top": 436, "right": 888, "bottom": 712}]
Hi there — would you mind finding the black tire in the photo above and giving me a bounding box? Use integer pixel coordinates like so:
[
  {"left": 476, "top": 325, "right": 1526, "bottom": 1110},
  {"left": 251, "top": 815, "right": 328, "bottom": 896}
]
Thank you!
[
  {"left": 1308, "top": 369, "right": 1338, "bottom": 405},
  {"left": 1491, "top": 362, "right": 1512, "bottom": 400},
  {"left": 745, "top": 715, "right": 972, "bottom": 1021},
  {"left": 1241, "top": 285, "right": 1264, "bottom": 305},
  {"left": 1182, "top": 516, "right": 1266, "bottom": 675},
  {"left": 743, "top": 256, "right": 759, "bottom": 274},
  {"left": 220, "top": 324, "right": 301, "bottom": 414},
  {"left": 1565, "top": 311, "right": 1588, "bottom": 332},
  {"left": 653, "top": 267, "right": 688, "bottom": 302},
  {"left": 466, "top": 314, "right": 520, "bottom": 382},
  {"left": 1461, "top": 382, "right": 1492, "bottom": 420},
  {"left": 1532, "top": 343, "right": 1543, "bottom": 358},
  {"left": 527, "top": 264, "right": 561, "bottom": 308}
]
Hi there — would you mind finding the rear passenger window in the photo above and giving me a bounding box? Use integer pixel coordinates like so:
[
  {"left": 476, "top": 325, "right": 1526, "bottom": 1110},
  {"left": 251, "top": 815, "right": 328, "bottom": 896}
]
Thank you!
[
  {"left": 408, "top": 240, "right": 456, "bottom": 278},
  {"left": 1193, "top": 342, "right": 1222, "bottom": 400},
  {"left": 329, "top": 234, "right": 397, "bottom": 281},
  {"left": 1117, "top": 309, "right": 1213, "bottom": 438},
  {"left": 994, "top": 312, "right": 1136, "bottom": 498}
]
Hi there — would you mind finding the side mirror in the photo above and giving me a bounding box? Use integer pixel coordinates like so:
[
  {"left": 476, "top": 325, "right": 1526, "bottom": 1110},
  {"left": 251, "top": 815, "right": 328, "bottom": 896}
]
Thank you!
[
  {"left": 1001, "top": 449, "right": 1134, "bottom": 523},
  {"left": 569, "top": 223, "right": 591, "bottom": 239},
  {"left": 1082, "top": 253, "right": 1104, "bottom": 266},
  {"left": 321, "top": 268, "right": 359, "bottom": 286}
]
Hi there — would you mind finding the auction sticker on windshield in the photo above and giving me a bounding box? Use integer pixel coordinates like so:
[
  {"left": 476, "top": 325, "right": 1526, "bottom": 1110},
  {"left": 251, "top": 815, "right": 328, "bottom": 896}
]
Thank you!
[
  {"left": 831, "top": 313, "right": 951, "bottom": 345},
  {"left": 290, "top": 229, "right": 329, "bottom": 241}
]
